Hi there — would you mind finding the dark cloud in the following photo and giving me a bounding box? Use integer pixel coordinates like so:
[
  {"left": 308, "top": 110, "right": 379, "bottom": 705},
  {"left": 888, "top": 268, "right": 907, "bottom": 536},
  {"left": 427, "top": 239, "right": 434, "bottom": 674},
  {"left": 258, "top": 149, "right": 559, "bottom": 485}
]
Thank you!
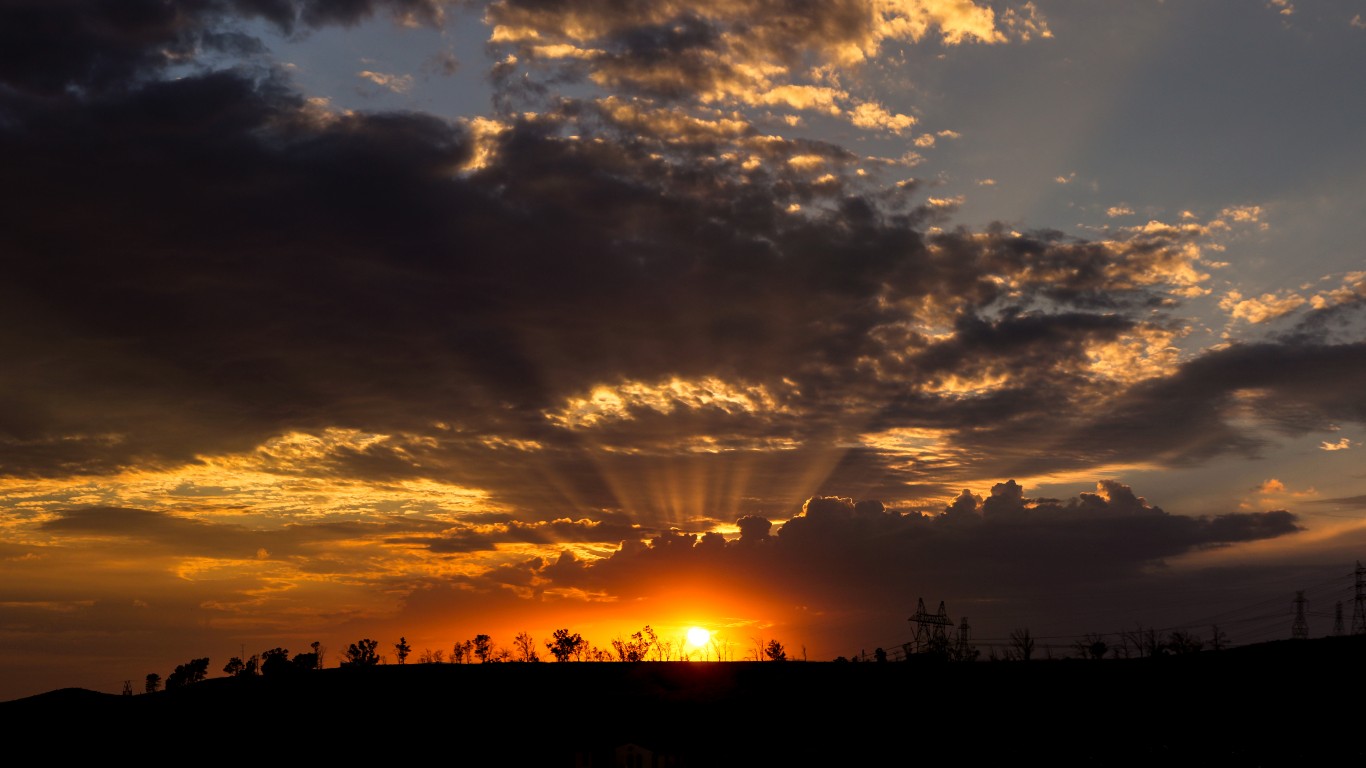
[
  {"left": 40, "top": 506, "right": 266, "bottom": 557},
  {"left": 1310, "top": 495, "right": 1366, "bottom": 509},
  {"left": 38, "top": 506, "right": 448, "bottom": 558},
  {"left": 509, "top": 482, "right": 1303, "bottom": 637},
  {"left": 1, "top": 0, "right": 1362, "bottom": 530},
  {"left": 0, "top": 0, "right": 450, "bottom": 97}
]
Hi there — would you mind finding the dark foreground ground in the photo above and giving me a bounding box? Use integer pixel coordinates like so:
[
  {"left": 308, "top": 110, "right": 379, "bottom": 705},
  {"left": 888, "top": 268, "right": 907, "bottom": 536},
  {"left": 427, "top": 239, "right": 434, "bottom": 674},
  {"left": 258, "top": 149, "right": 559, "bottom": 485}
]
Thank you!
[{"left": 5, "top": 636, "right": 1364, "bottom": 765}]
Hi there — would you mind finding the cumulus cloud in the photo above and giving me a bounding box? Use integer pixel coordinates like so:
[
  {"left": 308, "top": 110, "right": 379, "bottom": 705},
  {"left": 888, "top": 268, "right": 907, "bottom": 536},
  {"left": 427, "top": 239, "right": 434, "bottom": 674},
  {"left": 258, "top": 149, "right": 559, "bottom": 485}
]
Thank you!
[
  {"left": 1321, "top": 438, "right": 1353, "bottom": 451},
  {"left": 1221, "top": 289, "right": 1308, "bottom": 324},
  {"left": 501, "top": 481, "right": 1302, "bottom": 640}
]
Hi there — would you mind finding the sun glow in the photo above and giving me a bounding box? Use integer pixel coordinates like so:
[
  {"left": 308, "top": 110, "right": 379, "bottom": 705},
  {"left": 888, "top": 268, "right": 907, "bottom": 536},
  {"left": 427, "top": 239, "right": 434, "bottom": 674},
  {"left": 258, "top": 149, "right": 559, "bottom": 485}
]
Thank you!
[{"left": 686, "top": 626, "right": 711, "bottom": 648}]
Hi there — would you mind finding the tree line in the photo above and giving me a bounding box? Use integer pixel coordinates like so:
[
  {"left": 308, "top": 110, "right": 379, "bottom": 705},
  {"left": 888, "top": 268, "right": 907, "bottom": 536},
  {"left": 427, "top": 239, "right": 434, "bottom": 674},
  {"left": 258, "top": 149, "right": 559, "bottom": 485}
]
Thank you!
[
  {"left": 130, "top": 627, "right": 800, "bottom": 693},
  {"left": 131, "top": 621, "right": 1232, "bottom": 693}
]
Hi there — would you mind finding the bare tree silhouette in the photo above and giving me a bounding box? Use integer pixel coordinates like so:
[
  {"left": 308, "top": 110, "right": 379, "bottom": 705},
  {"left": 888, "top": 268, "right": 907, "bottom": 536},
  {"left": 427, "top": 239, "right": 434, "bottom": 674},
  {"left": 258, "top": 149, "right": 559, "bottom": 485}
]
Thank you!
[
  {"left": 1007, "top": 628, "right": 1034, "bottom": 661},
  {"left": 513, "top": 632, "right": 540, "bottom": 662},
  {"left": 1167, "top": 630, "right": 1204, "bottom": 655}
]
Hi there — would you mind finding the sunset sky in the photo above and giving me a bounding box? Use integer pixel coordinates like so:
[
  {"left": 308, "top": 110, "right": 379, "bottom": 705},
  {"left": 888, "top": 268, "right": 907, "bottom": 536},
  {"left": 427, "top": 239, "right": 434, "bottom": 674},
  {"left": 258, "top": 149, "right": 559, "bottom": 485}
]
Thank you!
[{"left": 3, "top": 0, "right": 1366, "bottom": 699}]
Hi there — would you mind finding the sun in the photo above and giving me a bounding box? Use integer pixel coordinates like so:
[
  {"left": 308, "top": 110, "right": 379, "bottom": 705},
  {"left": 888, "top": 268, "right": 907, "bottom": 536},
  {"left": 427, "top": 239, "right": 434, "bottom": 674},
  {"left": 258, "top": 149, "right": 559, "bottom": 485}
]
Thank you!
[{"left": 686, "top": 626, "right": 711, "bottom": 647}]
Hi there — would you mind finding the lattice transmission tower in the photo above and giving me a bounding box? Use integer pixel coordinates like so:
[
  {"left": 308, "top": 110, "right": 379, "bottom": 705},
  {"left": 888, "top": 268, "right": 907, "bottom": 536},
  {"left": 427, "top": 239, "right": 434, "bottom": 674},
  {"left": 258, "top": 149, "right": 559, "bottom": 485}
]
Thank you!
[
  {"left": 1292, "top": 591, "right": 1309, "bottom": 640},
  {"left": 909, "top": 598, "right": 953, "bottom": 653}
]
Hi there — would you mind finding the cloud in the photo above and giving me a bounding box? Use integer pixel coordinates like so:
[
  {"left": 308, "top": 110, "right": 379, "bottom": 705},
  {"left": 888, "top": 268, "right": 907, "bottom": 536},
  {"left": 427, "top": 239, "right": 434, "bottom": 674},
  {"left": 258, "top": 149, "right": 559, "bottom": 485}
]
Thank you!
[
  {"left": 1321, "top": 438, "right": 1354, "bottom": 451},
  {"left": 1220, "top": 290, "right": 1308, "bottom": 324},
  {"left": 3, "top": 29, "right": 1364, "bottom": 540},
  {"left": 1267, "top": 1, "right": 1295, "bottom": 17},
  {"left": 357, "top": 70, "right": 415, "bottom": 93},
  {"left": 507, "top": 481, "right": 1302, "bottom": 635},
  {"left": 37, "top": 506, "right": 449, "bottom": 559},
  {"left": 1311, "top": 495, "right": 1366, "bottom": 508},
  {"left": 0, "top": 0, "right": 451, "bottom": 97},
  {"left": 485, "top": 0, "right": 1046, "bottom": 132}
]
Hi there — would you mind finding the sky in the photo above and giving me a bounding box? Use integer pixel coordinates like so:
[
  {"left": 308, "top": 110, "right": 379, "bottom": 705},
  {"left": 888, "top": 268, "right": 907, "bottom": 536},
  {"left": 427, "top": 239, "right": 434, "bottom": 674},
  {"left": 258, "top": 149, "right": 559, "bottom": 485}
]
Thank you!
[{"left": 2, "top": 0, "right": 1365, "bottom": 698}]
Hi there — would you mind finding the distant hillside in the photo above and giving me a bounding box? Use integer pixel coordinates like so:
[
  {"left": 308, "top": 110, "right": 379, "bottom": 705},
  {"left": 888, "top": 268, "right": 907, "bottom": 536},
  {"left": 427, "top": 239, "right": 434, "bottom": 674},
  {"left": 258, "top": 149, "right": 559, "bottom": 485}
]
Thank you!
[{"left": 7, "top": 636, "right": 1364, "bottom": 765}]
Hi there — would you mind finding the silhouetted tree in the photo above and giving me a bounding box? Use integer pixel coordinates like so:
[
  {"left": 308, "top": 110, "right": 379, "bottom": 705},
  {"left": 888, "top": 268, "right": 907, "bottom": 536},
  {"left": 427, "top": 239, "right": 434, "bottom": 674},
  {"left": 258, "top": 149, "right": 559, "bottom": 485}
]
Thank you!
[
  {"left": 122, "top": 680, "right": 133, "bottom": 696},
  {"left": 764, "top": 639, "right": 787, "bottom": 661},
  {"left": 1073, "top": 633, "right": 1107, "bottom": 661},
  {"left": 1167, "top": 630, "right": 1204, "bottom": 655},
  {"left": 165, "top": 658, "right": 210, "bottom": 689},
  {"left": 310, "top": 641, "right": 325, "bottom": 669},
  {"left": 1210, "top": 625, "right": 1228, "bottom": 651},
  {"left": 291, "top": 650, "right": 319, "bottom": 671},
  {"left": 710, "top": 637, "right": 734, "bottom": 661},
  {"left": 394, "top": 637, "right": 411, "bottom": 665},
  {"left": 223, "top": 655, "right": 259, "bottom": 677},
  {"left": 1008, "top": 628, "right": 1034, "bottom": 662},
  {"left": 643, "top": 626, "right": 671, "bottom": 661},
  {"left": 341, "top": 638, "right": 380, "bottom": 667},
  {"left": 452, "top": 640, "right": 472, "bottom": 664},
  {"left": 1124, "top": 625, "right": 1164, "bottom": 658},
  {"left": 612, "top": 628, "right": 652, "bottom": 661},
  {"left": 546, "top": 629, "right": 585, "bottom": 662},
  {"left": 144, "top": 673, "right": 161, "bottom": 694},
  {"left": 418, "top": 648, "right": 445, "bottom": 664},
  {"left": 512, "top": 632, "right": 540, "bottom": 662},
  {"left": 952, "top": 641, "right": 980, "bottom": 663},
  {"left": 473, "top": 634, "right": 492, "bottom": 663},
  {"left": 260, "top": 647, "right": 291, "bottom": 677},
  {"left": 874, "top": 647, "right": 887, "bottom": 663}
]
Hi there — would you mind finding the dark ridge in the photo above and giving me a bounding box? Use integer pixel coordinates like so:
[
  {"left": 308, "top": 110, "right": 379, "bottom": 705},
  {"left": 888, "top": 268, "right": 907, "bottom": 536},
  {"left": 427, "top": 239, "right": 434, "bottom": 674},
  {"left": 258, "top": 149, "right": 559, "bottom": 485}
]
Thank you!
[{"left": 5, "top": 636, "right": 1365, "bottom": 764}]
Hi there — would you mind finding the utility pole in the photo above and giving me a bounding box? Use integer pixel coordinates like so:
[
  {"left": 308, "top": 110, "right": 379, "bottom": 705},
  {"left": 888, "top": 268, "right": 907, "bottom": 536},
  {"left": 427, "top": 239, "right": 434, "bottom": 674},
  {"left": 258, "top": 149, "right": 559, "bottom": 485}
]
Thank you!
[{"left": 1292, "top": 591, "right": 1309, "bottom": 640}]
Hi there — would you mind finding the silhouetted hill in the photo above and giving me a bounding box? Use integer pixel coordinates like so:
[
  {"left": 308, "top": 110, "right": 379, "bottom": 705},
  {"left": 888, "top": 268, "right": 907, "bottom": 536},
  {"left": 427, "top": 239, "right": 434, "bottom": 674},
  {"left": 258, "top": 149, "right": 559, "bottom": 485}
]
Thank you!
[{"left": 6, "top": 636, "right": 1364, "bottom": 765}]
